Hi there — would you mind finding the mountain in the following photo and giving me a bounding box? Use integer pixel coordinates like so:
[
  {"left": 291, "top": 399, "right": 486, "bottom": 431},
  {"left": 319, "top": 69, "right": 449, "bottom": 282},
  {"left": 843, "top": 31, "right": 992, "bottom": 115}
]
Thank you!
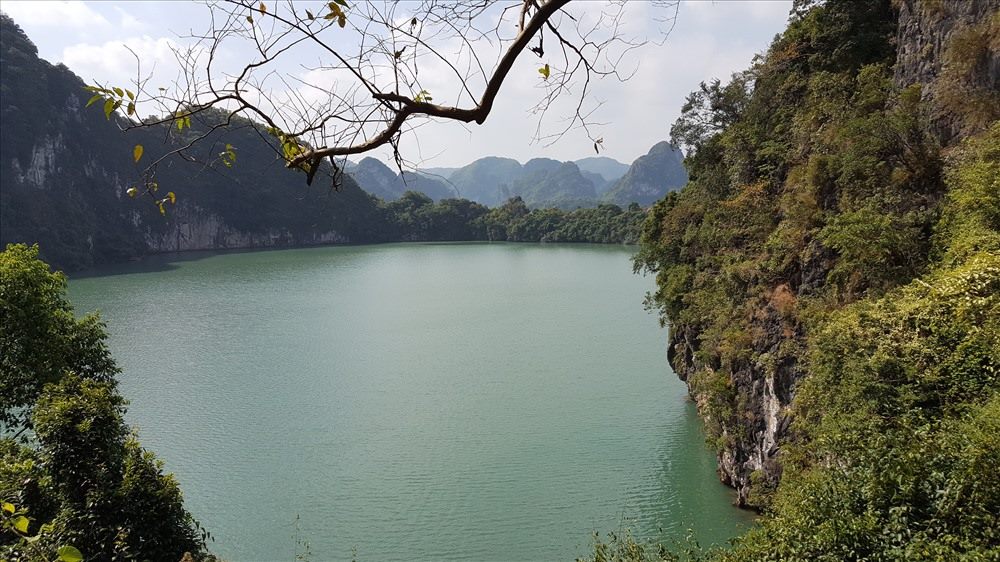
[
  {"left": 574, "top": 156, "right": 629, "bottom": 188},
  {"left": 579, "top": 170, "right": 612, "bottom": 195},
  {"left": 348, "top": 157, "right": 456, "bottom": 201},
  {"left": 446, "top": 156, "right": 524, "bottom": 206},
  {"left": 349, "top": 157, "right": 400, "bottom": 200},
  {"left": 602, "top": 142, "right": 687, "bottom": 206},
  {"left": 418, "top": 166, "right": 457, "bottom": 180},
  {"left": 512, "top": 161, "right": 598, "bottom": 210},
  {"left": 397, "top": 172, "right": 457, "bottom": 201},
  {"left": 0, "top": 14, "right": 387, "bottom": 272}
]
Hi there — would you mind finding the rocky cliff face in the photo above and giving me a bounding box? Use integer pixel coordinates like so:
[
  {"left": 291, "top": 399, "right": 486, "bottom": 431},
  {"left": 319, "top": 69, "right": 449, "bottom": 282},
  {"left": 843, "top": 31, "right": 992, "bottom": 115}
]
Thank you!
[
  {"left": 602, "top": 142, "right": 687, "bottom": 206},
  {"left": 894, "top": 0, "right": 1000, "bottom": 143},
  {"left": 1, "top": 14, "right": 383, "bottom": 272},
  {"left": 142, "top": 203, "right": 349, "bottom": 253}
]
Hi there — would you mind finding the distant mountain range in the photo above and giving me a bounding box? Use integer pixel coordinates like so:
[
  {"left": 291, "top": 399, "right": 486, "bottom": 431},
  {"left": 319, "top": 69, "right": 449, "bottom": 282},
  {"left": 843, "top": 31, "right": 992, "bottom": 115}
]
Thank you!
[{"left": 347, "top": 145, "right": 687, "bottom": 209}]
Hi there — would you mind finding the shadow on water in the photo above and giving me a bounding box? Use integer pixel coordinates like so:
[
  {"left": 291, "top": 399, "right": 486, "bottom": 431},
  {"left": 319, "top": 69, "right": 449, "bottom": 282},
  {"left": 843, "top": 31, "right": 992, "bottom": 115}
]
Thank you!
[
  {"left": 71, "top": 243, "right": 376, "bottom": 279},
  {"left": 72, "top": 251, "right": 216, "bottom": 279},
  {"left": 637, "top": 398, "right": 757, "bottom": 549},
  {"left": 70, "top": 241, "right": 637, "bottom": 279}
]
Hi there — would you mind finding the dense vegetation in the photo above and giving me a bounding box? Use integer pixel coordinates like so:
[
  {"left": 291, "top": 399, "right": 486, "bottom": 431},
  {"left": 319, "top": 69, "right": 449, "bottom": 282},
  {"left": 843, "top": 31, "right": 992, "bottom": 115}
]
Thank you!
[
  {"left": 607, "top": 0, "right": 1000, "bottom": 559},
  {"left": 381, "top": 192, "right": 647, "bottom": 244},
  {"left": 0, "top": 244, "right": 212, "bottom": 561}
]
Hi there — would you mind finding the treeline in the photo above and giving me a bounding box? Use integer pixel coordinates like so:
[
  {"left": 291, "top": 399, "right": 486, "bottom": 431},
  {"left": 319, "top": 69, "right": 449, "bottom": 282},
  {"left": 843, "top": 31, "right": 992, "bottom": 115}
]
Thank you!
[{"left": 379, "top": 192, "right": 646, "bottom": 244}]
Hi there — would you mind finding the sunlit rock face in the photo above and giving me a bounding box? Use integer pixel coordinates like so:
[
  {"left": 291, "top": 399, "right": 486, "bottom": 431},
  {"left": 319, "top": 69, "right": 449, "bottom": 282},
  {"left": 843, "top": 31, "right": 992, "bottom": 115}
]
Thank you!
[{"left": 894, "top": 0, "right": 1000, "bottom": 144}]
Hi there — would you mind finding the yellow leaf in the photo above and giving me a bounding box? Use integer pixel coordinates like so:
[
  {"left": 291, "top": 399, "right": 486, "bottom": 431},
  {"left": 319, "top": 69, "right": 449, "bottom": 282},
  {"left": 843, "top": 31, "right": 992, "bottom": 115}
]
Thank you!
[
  {"left": 167, "top": 191, "right": 176, "bottom": 204},
  {"left": 158, "top": 202, "right": 166, "bottom": 216},
  {"left": 13, "top": 516, "right": 29, "bottom": 534},
  {"left": 126, "top": 187, "right": 139, "bottom": 198},
  {"left": 259, "top": 1, "right": 266, "bottom": 14},
  {"left": 2, "top": 502, "right": 14, "bottom": 513},
  {"left": 133, "top": 144, "right": 144, "bottom": 163}
]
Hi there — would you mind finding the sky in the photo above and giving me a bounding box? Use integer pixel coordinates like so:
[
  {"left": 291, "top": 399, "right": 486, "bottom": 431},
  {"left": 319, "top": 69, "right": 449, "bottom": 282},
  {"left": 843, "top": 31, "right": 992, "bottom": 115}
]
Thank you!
[{"left": 1, "top": 0, "right": 792, "bottom": 168}]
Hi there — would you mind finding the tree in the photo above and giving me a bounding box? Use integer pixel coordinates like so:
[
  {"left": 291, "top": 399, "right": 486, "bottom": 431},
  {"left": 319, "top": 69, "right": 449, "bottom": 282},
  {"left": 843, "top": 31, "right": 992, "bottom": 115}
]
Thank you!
[
  {"left": 85, "top": 0, "right": 678, "bottom": 205},
  {"left": 0, "top": 244, "right": 210, "bottom": 561},
  {"left": 0, "top": 244, "right": 118, "bottom": 432}
]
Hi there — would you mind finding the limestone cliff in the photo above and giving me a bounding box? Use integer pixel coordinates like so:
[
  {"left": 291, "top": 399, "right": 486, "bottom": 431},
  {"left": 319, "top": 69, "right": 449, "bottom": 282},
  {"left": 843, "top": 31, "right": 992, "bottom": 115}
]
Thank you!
[
  {"left": 0, "top": 14, "right": 384, "bottom": 272},
  {"left": 894, "top": 0, "right": 1000, "bottom": 144}
]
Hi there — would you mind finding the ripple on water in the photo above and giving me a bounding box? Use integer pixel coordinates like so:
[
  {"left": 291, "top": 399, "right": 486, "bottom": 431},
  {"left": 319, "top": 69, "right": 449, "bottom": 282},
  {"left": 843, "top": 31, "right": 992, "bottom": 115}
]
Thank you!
[{"left": 70, "top": 244, "right": 751, "bottom": 561}]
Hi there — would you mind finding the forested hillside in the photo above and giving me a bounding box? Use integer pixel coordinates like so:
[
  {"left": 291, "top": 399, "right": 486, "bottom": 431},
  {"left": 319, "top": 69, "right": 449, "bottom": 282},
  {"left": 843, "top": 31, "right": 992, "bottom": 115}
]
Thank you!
[
  {"left": 626, "top": 0, "right": 999, "bottom": 558},
  {"left": 0, "top": 14, "right": 387, "bottom": 271}
]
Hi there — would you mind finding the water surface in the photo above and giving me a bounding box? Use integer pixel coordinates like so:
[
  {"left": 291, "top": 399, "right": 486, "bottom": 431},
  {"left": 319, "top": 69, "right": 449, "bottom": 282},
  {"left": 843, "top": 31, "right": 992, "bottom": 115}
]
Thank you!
[{"left": 69, "top": 243, "right": 750, "bottom": 561}]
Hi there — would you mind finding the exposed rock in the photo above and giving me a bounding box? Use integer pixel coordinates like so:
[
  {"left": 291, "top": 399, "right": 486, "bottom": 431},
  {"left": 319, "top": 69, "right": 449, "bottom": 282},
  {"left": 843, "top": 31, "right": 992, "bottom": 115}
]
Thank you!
[
  {"left": 894, "top": 0, "right": 1000, "bottom": 144},
  {"left": 602, "top": 142, "right": 687, "bottom": 206}
]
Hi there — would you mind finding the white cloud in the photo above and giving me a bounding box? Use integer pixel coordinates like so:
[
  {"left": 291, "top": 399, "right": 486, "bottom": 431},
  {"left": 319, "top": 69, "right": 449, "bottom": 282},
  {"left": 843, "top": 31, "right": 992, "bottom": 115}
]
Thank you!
[
  {"left": 1, "top": 0, "right": 108, "bottom": 28},
  {"left": 61, "top": 36, "right": 178, "bottom": 95},
  {"left": 114, "top": 6, "right": 146, "bottom": 33}
]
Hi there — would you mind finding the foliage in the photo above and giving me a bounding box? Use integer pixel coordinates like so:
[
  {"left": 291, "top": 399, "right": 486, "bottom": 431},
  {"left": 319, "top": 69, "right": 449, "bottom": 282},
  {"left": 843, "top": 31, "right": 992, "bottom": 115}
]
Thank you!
[
  {"left": 377, "top": 195, "right": 647, "bottom": 244},
  {"left": 0, "top": 244, "right": 118, "bottom": 431},
  {"left": 634, "top": 0, "right": 999, "bottom": 558},
  {"left": 0, "top": 244, "right": 212, "bottom": 561}
]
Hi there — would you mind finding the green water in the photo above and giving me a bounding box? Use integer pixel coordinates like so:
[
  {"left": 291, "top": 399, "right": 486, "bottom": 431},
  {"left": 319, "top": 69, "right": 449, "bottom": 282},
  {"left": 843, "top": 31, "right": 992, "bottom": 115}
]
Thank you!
[{"left": 68, "top": 243, "right": 751, "bottom": 561}]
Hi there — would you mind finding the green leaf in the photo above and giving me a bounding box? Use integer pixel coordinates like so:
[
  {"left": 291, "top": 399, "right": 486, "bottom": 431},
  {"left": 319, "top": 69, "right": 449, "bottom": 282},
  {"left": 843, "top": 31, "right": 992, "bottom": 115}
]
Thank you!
[
  {"left": 86, "top": 94, "right": 103, "bottom": 108},
  {"left": 413, "top": 89, "right": 432, "bottom": 103},
  {"left": 13, "top": 516, "right": 28, "bottom": 534},
  {"left": 113, "top": 87, "right": 124, "bottom": 97},
  {"left": 57, "top": 545, "right": 84, "bottom": 562},
  {"left": 538, "top": 63, "right": 550, "bottom": 79},
  {"left": 2, "top": 502, "right": 14, "bottom": 514},
  {"left": 103, "top": 98, "right": 116, "bottom": 119},
  {"left": 126, "top": 88, "right": 135, "bottom": 100},
  {"left": 127, "top": 102, "right": 135, "bottom": 116},
  {"left": 133, "top": 144, "right": 144, "bottom": 163}
]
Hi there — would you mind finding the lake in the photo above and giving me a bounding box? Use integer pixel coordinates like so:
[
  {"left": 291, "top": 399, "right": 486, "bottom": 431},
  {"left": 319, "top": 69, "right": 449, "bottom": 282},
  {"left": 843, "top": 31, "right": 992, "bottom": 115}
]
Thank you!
[{"left": 68, "top": 243, "right": 751, "bottom": 561}]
